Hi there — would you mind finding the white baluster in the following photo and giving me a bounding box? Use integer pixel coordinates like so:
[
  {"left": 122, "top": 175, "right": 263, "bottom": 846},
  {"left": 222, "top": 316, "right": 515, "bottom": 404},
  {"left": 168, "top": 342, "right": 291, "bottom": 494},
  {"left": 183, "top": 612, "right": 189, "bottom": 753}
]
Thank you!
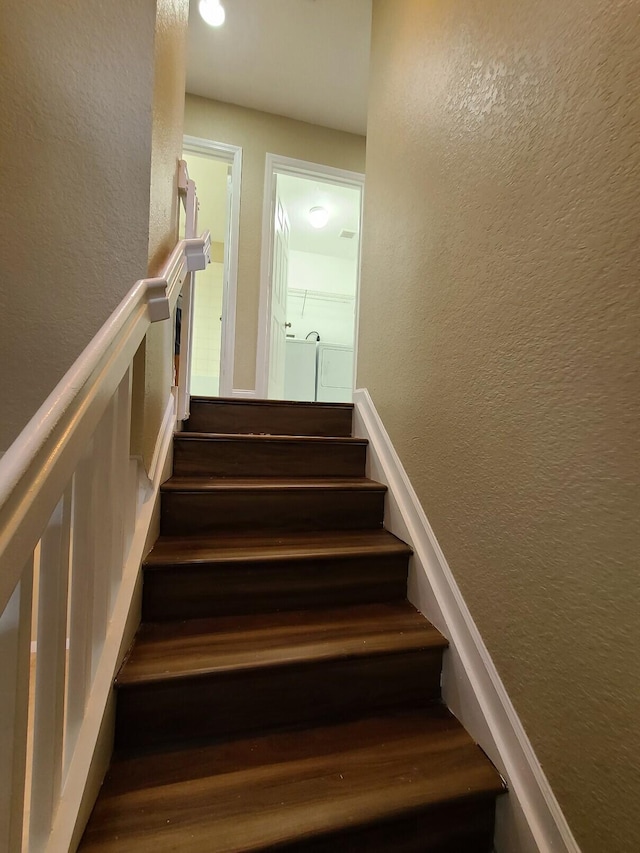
[
  {"left": 177, "top": 270, "right": 193, "bottom": 420},
  {"left": 89, "top": 408, "right": 114, "bottom": 677},
  {"left": 0, "top": 559, "right": 34, "bottom": 853},
  {"left": 64, "top": 448, "right": 95, "bottom": 771},
  {"left": 29, "top": 490, "right": 72, "bottom": 847},
  {"left": 109, "top": 370, "right": 132, "bottom": 602},
  {"left": 177, "top": 177, "right": 198, "bottom": 421}
]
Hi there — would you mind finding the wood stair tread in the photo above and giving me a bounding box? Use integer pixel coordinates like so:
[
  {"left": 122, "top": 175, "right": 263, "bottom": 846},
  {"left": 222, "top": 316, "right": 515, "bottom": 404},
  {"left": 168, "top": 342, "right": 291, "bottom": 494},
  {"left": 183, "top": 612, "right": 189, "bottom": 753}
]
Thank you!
[
  {"left": 79, "top": 709, "right": 503, "bottom": 853},
  {"left": 117, "top": 602, "right": 446, "bottom": 686},
  {"left": 144, "top": 529, "right": 412, "bottom": 567},
  {"left": 161, "top": 476, "right": 386, "bottom": 492},
  {"left": 175, "top": 432, "right": 367, "bottom": 445},
  {"left": 185, "top": 398, "right": 354, "bottom": 438},
  {"left": 82, "top": 398, "right": 503, "bottom": 850},
  {"left": 172, "top": 433, "right": 368, "bottom": 478}
]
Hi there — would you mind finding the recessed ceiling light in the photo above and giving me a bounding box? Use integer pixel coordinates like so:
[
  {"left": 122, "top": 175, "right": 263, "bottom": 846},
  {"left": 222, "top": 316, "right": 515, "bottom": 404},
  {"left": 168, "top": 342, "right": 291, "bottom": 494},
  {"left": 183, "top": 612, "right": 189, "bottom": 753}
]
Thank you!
[
  {"left": 308, "top": 206, "right": 329, "bottom": 229},
  {"left": 199, "top": 0, "right": 225, "bottom": 27}
]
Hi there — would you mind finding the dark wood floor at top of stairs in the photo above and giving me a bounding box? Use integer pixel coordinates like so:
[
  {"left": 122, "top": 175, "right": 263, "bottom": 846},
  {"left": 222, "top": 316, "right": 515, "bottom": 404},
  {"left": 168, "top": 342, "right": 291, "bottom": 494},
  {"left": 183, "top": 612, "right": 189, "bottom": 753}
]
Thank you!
[
  {"left": 79, "top": 708, "right": 504, "bottom": 853},
  {"left": 185, "top": 396, "right": 354, "bottom": 437}
]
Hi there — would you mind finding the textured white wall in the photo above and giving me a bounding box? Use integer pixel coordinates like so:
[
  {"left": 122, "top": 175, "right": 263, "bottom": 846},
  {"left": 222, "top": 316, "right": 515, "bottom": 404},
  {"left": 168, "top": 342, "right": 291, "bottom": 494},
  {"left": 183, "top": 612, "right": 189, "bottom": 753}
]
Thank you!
[
  {"left": 286, "top": 251, "right": 357, "bottom": 347},
  {"left": 358, "top": 1, "right": 640, "bottom": 851},
  {"left": 288, "top": 251, "right": 358, "bottom": 296},
  {"left": 286, "top": 293, "right": 355, "bottom": 349}
]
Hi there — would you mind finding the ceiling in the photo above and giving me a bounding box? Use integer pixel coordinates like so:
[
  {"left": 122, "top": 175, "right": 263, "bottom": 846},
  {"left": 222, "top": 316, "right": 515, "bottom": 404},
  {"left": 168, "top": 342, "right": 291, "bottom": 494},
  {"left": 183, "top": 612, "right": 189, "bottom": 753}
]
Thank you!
[
  {"left": 277, "top": 174, "right": 361, "bottom": 260},
  {"left": 186, "top": 0, "right": 372, "bottom": 136}
]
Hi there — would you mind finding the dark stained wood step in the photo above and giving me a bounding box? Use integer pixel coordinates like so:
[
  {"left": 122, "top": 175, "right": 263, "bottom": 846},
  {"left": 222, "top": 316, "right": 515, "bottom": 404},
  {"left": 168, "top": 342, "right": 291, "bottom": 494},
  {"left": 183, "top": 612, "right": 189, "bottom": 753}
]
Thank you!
[
  {"left": 142, "top": 529, "right": 412, "bottom": 620},
  {"left": 119, "top": 602, "right": 444, "bottom": 683},
  {"left": 173, "top": 432, "right": 368, "bottom": 478},
  {"left": 273, "top": 801, "right": 498, "bottom": 853},
  {"left": 81, "top": 709, "right": 504, "bottom": 852},
  {"left": 160, "top": 477, "right": 387, "bottom": 536},
  {"left": 114, "top": 603, "right": 447, "bottom": 749},
  {"left": 80, "top": 398, "right": 505, "bottom": 852},
  {"left": 186, "top": 396, "right": 353, "bottom": 437}
]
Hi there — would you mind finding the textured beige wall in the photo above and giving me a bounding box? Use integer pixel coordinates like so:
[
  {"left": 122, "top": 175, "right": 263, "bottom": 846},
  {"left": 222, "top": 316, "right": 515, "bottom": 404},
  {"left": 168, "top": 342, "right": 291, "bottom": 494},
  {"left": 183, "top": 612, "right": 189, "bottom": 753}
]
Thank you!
[
  {"left": 358, "top": 2, "right": 640, "bottom": 851},
  {"left": 0, "top": 0, "right": 188, "bottom": 462},
  {"left": 184, "top": 97, "right": 366, "bottom": 390},
  {"left": 0, "top": 0, "right": 157, "bottom": 450},
  {"left": 140, "top": 0, "right": 189, "bottom": 466}
]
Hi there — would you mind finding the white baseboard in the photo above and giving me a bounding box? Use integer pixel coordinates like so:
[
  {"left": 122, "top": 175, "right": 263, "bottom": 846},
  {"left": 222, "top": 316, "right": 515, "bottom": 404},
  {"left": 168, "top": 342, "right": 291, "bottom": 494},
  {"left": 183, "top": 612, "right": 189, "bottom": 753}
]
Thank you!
[
  {"left": 352, "top": 388, "right": 580, "bottom": 853},
  {"left": 231, "top": 388, "right": 258, "bottom": 399},
  {"left": 46, "top": 397, "right": 176, "bottom": 853}
]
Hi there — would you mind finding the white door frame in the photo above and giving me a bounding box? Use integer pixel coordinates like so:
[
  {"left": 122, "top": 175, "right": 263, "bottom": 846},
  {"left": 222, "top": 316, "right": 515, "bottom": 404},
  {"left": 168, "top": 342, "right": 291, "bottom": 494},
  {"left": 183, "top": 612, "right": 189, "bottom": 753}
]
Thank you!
[
  {"left": 183, "top": 135, "right": 242, "bottom": 398},
  {"left": 256, "top": 153, "right": 365, "bottom": 400}
]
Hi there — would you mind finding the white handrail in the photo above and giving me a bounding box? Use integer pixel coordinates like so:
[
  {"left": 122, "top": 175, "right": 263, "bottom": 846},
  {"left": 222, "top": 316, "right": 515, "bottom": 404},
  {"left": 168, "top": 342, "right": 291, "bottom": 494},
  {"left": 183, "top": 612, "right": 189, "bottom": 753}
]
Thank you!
[
  {"left": 0, "top": 218, "right": 210, "bottom": 852},
  {"left": 176, "top": 159, "right": 199, "bottom": 421},
  {"left": 0, "top": 233, "right": 210, "bottom": 615}
]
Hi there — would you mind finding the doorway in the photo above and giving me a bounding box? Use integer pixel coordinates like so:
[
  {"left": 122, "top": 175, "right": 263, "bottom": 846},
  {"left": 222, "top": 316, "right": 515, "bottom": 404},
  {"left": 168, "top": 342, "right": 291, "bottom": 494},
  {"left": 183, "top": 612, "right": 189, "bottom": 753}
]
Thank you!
[
  {"left": 256, "top": 155, "right": 364, "bottom": 402},
  {"left": 181, "top": 136, "right": 242, "bottom": 398}
]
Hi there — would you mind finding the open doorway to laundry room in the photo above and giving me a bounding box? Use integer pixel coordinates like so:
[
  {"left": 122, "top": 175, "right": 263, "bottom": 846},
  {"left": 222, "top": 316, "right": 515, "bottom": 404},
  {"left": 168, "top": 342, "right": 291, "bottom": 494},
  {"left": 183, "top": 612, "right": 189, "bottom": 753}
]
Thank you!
[
  {"left": 181, "top": 136, "right": 241, "bottom": 399},
  {"left": 256, "top": 155, "right": 364, "bottom": 403}
]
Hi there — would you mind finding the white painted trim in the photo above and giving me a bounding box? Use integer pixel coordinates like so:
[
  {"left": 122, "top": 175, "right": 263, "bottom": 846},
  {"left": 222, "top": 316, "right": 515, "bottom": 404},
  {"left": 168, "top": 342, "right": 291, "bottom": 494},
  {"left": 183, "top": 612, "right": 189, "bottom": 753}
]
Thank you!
[
  {"left": 255, "top": 153, "right": 365, "bottom": 400},
  {"left": 262, "top": 153, "right": 365, "bottom": 188},
  {"left": 29, "top": 639, "right": 70, "bottom": 655},
  {"left": 183, "top": 136, "right": 242, "bottom": 398},
  {"left": 351, "top": 183, "right": 365, "bottom": 397},
  {"left": 352, "top": 388, "right": 581, "bottom": 853},
  {"left": 148, "top": 233, "right": 211, "bottom": 321},
  {"left": 45, "top": 397, "right": 176, "bottom": 852},
  {"left": 148, "top": 391, "right": 177, "bottom": 487},
  {"left": 230, "top": 389, "right": 258, "bottom": 399},
  {"left": 183, "top": 136, "right": 240, "bottom": 164},
  {"left": 0, "top": 221, "right": 202, "bottom": 849},
  {"left": 0, "top": 235, "right": 208, "bottom": 614},
  {"left": 176, "top": 162, "right": 204, "bottom": 421},
  {"left": 255, "top": 158, "right": 277, "bottom": 399}
]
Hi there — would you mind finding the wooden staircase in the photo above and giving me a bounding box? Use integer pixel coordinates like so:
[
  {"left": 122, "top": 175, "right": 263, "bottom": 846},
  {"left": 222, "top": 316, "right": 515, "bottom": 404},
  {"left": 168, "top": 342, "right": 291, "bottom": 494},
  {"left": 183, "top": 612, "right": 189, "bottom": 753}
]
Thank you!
[{"left": 79, "top": 397, "right": 504, "bottom": 852}]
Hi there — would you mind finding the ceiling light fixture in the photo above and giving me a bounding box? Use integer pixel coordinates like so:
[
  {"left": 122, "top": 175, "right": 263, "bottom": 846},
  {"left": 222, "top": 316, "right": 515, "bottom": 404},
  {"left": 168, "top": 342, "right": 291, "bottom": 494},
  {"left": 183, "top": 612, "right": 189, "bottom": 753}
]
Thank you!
[
  {"left": 199, "top": 0, "right": 225, "bottom": 27},
  {"left": 308, "top": 206, "right": 329, "bottom": 229}
]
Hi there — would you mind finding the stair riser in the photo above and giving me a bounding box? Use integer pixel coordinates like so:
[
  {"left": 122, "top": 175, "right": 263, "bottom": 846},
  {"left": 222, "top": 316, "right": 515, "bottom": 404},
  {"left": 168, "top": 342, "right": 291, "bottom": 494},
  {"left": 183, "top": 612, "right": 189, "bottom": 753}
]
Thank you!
[
  {"left": 186, "top": 401, "right": 353, "bottom": 437},
  {"left": 160, "top": 489, "right": 386, "bottom": 536},
  {"left": 142, "top": 554, "right": 410, "bottom": 621},
  {"left": 173, "top": 438, "right": 367, "bottom": 478},
  {"left": 275, "top": 796, "right": 496, "bottom": 853},
  {"left": 115, "top": 649, "right": 444, "bottom": 750}
]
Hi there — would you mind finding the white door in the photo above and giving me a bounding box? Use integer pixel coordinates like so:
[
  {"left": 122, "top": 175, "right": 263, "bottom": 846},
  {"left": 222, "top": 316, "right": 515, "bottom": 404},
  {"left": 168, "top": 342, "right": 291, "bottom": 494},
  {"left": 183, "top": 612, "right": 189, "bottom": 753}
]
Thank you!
[
  {"left": 267, "top": 191, "right": 290, "bottom": 399},
  {"left": 219, "top": 172, "right": 233, "bottom": 395}
]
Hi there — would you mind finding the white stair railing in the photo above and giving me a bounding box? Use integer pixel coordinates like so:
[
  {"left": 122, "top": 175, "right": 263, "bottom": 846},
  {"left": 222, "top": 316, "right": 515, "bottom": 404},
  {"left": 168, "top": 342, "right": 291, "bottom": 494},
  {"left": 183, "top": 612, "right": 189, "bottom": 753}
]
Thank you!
[
  {"left": 0, "top": 184, "right": 210, "bottom": 851},
  {"left": 176, "top": 159, "right": 198, "bottom": 421}
]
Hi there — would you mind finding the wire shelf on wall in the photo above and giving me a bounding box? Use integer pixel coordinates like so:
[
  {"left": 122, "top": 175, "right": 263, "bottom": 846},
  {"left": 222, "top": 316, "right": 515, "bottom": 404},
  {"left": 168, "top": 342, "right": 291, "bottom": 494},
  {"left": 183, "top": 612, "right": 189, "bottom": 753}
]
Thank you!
[{"left": 288, "top": 287, "right": 355, "bottom": 305}]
